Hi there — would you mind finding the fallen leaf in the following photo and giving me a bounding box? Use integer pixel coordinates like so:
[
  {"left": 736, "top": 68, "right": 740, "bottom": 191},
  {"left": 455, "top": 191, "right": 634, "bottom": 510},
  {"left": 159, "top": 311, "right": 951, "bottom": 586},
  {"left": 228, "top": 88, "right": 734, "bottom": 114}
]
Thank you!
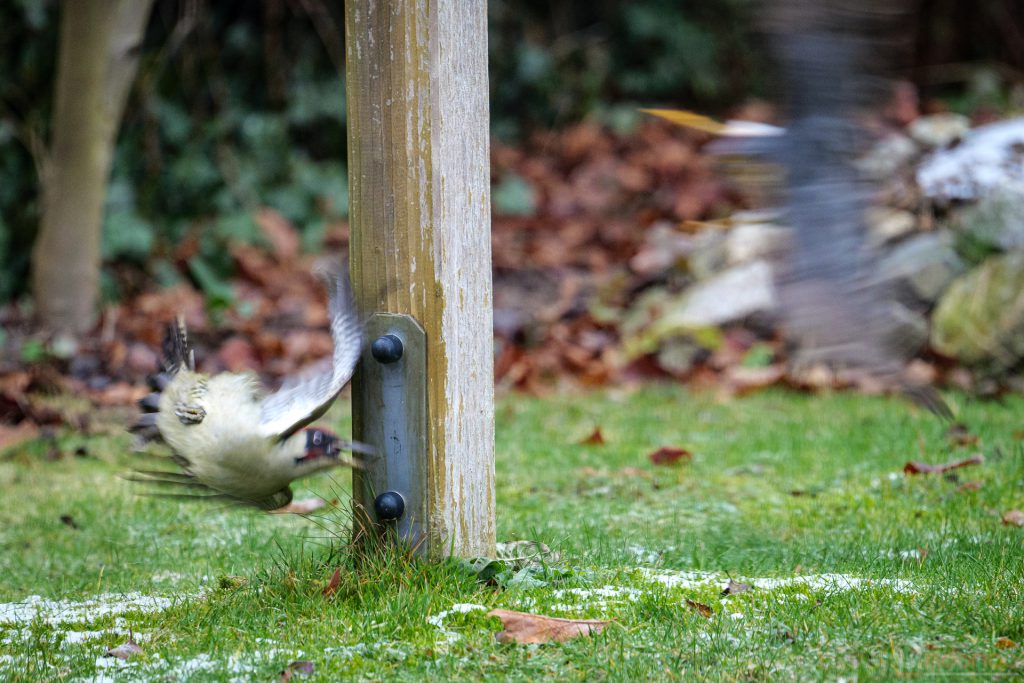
[
  {"left": 322, "top": 568, "right": 342, "bottom": 597},
  {"left": 618, "top": 466, "right": 648, "bottom": 478},
  {"left": 1002, "top": 510, "right": 1024, "bottom": 527},
  {"left": 685, "top": 599, "right": 713, "bottom": 618},
  {"left": 578, "top": 427, "right": 606, "bottom": 446},
  {"left": 270, "top": 498, "right": 328, "bottom": 515},
  {"left": 903, "top": 454, "right": 984, "bottom": 475},
  {"left": 218, "top": 337, "right": 260, "bottom": 373},
  {"left": 955, "top": 480, "right": 983, "bottom": 493},
  {"left": 487, "top": 608, "right": 611, "bottom": 644},
  {"left": 0, "top": 421, "right": 39, "bottom": 451},
  {"left": 995, "top": 636, "right": 1018, "bottom": 649},
  {"left": 256, "top": 207, "right": 300, "bottom": 261},
  {"left": 105, "top": 639, "right": 143, "bottom": 660},
  {"left": 59, "top": 514, "right": 79, "bottom": 530},
  {"left": 945, "top": 423, "right": 979, "bottom": 447},
  {"left": 721, "top": 580, "right": 751, "bottom": 596},
  {"left": 723, "top": 365, "right": 785, "bottom": 396},
  {"left": 88, "top": 382, "right": 148, "bottom": 407},
  {"left": 280, "top": 660, "right": 315, "bottom": 682},
  {"left": 648, "top": 446, "right": 692, "bottom": 466}
]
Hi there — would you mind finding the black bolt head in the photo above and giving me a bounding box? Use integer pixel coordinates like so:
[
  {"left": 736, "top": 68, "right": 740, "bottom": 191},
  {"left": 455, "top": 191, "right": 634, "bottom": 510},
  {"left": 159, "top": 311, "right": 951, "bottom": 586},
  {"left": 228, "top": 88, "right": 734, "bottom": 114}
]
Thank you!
[
  {"left": 373, "top": 490, "right": 405, "bottom": 521},
  {"left": 371, "top": 334, "right": 404, "bottom": 364}
]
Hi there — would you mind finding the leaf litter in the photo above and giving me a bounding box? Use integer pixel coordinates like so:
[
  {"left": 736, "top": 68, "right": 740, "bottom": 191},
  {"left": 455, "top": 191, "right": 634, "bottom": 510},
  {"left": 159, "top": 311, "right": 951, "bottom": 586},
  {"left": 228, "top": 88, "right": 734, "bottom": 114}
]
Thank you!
[
  {"left": 903, "top": 454, "right": 984, "bottom": 475},
  {"left": 487, "top": 609, "right": 611, "bottom": 644}
]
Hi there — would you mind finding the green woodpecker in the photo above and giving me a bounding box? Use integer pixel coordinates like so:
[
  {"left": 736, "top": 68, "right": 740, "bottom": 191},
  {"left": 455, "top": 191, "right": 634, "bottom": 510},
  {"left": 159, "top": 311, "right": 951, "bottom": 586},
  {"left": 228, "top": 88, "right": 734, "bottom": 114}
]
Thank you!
[{"left": 130, "top": 267, "right": 368, "bottom": 510}]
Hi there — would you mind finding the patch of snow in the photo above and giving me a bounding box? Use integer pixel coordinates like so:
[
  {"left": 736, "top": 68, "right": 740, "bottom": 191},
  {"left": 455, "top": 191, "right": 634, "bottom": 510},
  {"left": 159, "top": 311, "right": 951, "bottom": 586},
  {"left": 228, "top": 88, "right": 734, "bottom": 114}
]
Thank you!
[
  {"left": 636, "top": 568, "right": 721, "bottom": 590},
  {"left": 917, "top": 117, "right": 1024, "bottom": 201},
  {"left": 628, "top": 545, "right": 664, "bottom": 564},
  {"left": 426, "top": 603, "right": 488, "bottom": 629},
  {"left": 547, "top": 585, "right": 643, "bottom": 613},
  {"left": 747, "top": 573, "right": 916, "bottom": 594},
  {"left": 637, "top": 569, "right": 917, "bottom": 596},
  {"left": 427, "top": 603, "right": 489, "bottom": 646},
  {"left": 0, "top": 592, "right": 178, "bottom": 626}
]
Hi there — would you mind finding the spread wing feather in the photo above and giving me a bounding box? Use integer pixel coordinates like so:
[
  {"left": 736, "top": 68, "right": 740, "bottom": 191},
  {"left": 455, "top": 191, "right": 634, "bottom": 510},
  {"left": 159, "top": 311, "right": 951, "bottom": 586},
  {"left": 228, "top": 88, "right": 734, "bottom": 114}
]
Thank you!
[{"left": 258, "top": 265, "right": 362, "bottom": 441}]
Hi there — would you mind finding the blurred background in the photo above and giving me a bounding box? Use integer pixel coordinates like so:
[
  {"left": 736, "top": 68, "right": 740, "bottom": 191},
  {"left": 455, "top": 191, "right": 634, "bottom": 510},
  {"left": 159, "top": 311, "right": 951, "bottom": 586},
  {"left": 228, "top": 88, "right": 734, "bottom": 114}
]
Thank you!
[{"left": 1, "top": 0, "right": 1023, "bottom": 437}]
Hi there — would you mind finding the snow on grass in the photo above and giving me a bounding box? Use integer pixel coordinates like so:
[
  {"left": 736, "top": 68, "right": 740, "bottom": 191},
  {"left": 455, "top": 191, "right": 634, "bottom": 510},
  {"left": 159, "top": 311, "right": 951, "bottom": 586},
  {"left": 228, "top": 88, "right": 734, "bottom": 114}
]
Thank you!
[
  {"left": 636, "top": 569, "right": 917, "bottom": 595},
  {"left": 0, "top": 592, "right": 179, "bottom": 627}
]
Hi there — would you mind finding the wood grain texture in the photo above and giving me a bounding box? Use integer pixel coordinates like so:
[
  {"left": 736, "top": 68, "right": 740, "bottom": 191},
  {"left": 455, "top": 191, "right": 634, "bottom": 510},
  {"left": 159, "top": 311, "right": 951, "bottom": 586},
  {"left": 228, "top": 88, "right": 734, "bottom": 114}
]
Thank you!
[{"left": 346, "top": 0, "right": 495, "bottom": 558}]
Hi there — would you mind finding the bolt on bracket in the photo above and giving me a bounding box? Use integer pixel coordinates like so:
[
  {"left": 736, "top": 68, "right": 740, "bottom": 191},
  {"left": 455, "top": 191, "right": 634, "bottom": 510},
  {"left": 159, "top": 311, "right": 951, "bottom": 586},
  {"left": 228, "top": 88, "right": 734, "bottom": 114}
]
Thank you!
[{"left": 353, "top": 313, "right": 428, "bottom": 548}]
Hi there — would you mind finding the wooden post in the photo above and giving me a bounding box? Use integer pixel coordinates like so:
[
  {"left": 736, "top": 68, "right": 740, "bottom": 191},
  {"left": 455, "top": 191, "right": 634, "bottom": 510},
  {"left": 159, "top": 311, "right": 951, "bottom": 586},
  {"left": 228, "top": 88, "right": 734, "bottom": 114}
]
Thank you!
[{"left": 345, "top": 0, "right": 495, "bottom": 558}]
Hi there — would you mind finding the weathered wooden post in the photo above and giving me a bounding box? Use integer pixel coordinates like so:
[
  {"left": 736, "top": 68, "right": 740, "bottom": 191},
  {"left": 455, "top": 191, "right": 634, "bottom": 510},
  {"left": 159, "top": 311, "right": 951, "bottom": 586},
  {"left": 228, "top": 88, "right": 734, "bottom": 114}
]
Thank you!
[{"left": 345, "top": 0, "right": 495, "bottom": 558}]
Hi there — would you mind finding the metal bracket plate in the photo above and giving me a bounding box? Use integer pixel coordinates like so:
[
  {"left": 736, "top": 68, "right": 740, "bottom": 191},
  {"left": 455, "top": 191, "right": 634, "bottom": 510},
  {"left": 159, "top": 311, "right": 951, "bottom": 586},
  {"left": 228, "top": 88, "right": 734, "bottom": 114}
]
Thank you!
[{"left": 353, "top": 313, "right": 427, "bottom": 547}]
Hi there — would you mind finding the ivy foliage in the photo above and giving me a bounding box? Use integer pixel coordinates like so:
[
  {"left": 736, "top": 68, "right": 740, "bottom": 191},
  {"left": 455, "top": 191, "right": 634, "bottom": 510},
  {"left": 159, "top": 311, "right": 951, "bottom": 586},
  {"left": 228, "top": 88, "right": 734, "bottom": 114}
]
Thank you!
[{"left": 0, "top": 0, "right": 768, "bottom": 304}]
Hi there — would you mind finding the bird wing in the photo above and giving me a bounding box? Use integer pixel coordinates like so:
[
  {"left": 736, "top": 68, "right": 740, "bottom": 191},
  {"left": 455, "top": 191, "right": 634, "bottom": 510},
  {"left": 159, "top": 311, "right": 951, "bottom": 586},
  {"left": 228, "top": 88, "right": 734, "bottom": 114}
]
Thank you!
[{"left": 257, "top": 265, "right": 362, "bottom": 441}]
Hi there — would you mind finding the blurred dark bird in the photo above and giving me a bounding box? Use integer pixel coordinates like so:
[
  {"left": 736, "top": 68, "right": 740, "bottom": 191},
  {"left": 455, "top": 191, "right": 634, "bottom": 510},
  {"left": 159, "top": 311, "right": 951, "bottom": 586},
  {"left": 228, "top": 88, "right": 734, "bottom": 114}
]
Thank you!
[
  {"left": 129, "top": 266, "right": 370, "bottom": 509},
  {"left": 652, "top": 1, "right": 951, "bottom": 417},
  {"left": 765, "top": 0, "right": 949, "bottom": 416}
]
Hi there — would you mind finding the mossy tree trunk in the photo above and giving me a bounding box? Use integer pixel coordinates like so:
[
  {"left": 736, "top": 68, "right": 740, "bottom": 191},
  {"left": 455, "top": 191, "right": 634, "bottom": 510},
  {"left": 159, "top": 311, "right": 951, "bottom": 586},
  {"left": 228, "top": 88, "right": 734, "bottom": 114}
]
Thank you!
[{"left": 32, "top": 0, "right": 154, "bottom": 334}]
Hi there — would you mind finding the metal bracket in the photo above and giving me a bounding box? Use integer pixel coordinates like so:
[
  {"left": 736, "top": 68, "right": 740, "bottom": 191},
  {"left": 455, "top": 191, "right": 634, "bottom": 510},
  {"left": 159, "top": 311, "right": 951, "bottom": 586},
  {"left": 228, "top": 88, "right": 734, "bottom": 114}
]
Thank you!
[{"left": 354, "top": 313, "right": 427, "bottom": 547}]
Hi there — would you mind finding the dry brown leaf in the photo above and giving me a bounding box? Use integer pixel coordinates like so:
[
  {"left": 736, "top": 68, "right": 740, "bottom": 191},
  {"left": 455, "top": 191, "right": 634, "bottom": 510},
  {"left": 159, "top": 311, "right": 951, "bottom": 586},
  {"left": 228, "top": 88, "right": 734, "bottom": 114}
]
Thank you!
[
  {"left": 88, "top": 382, "right": 148, "bottom": 407},
  {"left": 955, "top": 480, "right": 983, "bottom": 493},
  {"left": 218, "top": 337, "right": 260, "bottom": 373},
  {"left": 648, "top": 446, "right": 693, "bottom": 466},
  {"left": 579, "top": 427, "right": 606, "bottom": 446},
  {"left": 105, "top": 639, "right": 143, "bottom": 660},
  {"left": 322, "top": 568, "right": 342, "bottom": 597},
  {"left": 487, "top": 608, "right": 610, "bottom": 644},
  {"left": 271, "top": 498, "right": 328, "bottom": 515},
  {"left": 0, "top": 421, "right": 39, "bottom": 451},
  {"left": 723, "top": 365, "right": 785, "bottom": 396},
  {"left": 995, "top": 636, "right": 1019, "bottom": 649},
  {"left": 685, "top": 599, "right": 713, "bottom": 618},
  {"left": 255, "top": 207, "right": 300, "bottom": 261},
  {"left": 903, "top": 454, "right": 984, "bottom": 475},
  {"left": 1001, "top": 510, "right": 1024, "bottom": 527},
  {"left": 721, "top": 580, "right": 751, "bottom": 596}
]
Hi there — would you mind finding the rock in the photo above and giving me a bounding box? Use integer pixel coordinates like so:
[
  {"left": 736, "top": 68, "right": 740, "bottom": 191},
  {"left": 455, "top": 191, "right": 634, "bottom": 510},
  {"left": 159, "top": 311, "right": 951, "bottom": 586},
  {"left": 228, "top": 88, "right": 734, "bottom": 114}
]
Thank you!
[
  {"left": 687, "top": 230, "right": 728, "bottom": 280},
  {"left": 866, "top": 207, "right": 917, "bottom": 246},
  {"left": 952, "top": 187, "right": 1024, "bottom": 252},
  {"left": 876, "top": 233, "right": 964, "bottom": 306},
  {"left": 724, "top": 223, "right": 791, "bottom": 265},
  {"left": 656, "top": 337, "right": 704, "bottom": 375},
  {"left": 620, "top": 262, "right": 775, "bottom": 360},
  {"left": 932, "top": 252, "right": 1024, "bottom": 368},
  {"left": 661, "top": 260, "right": 778, "bottom": 329},
  {"left": 917, "top": 116, "right": 1024, "bottom": 202},
  {"left": 908, "top": 113, "right": 970, "bottom": 148},
  {"left": 856, "top": 133, "right": 919, "bottom": 180},
  {"left": 630, "top": 222, "right": 692, "bottom": 276}
]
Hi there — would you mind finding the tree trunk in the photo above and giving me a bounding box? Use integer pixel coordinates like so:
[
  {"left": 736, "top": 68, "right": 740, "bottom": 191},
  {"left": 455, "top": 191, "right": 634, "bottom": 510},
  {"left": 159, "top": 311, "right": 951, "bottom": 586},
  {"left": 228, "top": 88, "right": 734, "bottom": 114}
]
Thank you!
[{"left": 32, "top": 0, "right": 154, "bottom": 334}]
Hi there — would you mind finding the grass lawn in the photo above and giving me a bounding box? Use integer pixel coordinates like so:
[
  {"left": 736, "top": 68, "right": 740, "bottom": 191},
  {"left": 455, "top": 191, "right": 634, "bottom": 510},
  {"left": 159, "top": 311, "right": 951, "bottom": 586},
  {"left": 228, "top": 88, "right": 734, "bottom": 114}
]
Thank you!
[{"left": 1, "top": 385, "right": 1022, "bottom": 681}]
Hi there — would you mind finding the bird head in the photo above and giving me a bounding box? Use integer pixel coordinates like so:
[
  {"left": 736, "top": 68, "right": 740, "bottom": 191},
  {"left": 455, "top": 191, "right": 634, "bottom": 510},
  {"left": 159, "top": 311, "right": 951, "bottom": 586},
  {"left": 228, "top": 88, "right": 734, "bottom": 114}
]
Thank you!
[
  {"left": 277, "top": 427, "right": 371, "bottom": 482},
  {"left": 297, "top": 427, "right": 343, "bottom": 465}
]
